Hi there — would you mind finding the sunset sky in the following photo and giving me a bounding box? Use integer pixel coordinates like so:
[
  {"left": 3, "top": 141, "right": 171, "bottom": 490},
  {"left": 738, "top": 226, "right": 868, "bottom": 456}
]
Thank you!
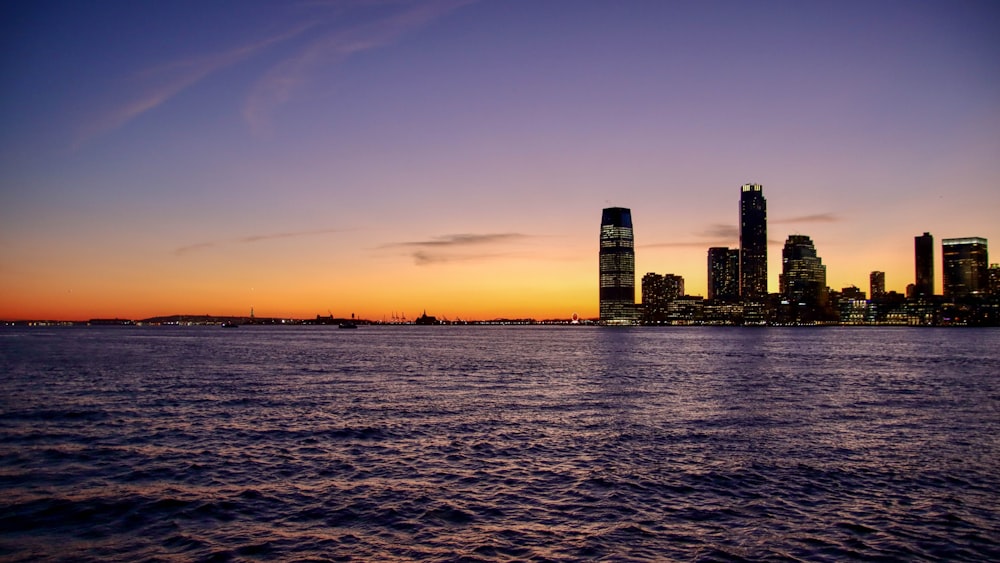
[{"left": 2, "top": 0, "right": 998, "bottom": 321}]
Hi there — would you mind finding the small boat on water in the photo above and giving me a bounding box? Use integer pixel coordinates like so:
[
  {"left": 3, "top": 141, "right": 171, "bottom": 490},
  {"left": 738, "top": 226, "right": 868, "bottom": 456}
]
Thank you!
[
  {"left": 221, "top": 320, "right": 238, "bottom": 328},
  {"left": 339, "top": 313, "right": 359, "bottom": 329}
]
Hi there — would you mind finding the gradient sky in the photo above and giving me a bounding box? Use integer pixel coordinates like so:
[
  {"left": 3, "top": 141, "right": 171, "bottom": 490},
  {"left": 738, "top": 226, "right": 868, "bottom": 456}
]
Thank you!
[{"left": 2, "top": 0, "right": 999, "bottom": 321}]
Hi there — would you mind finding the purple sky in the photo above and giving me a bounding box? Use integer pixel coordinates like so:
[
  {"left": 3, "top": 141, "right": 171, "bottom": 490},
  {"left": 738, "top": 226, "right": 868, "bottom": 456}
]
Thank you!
[{"left": 2, "top": 0, "right": 999, "bottom": 319}]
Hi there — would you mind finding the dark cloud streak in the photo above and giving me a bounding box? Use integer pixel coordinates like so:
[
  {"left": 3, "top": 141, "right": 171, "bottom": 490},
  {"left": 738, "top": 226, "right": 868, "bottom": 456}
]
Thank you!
[
  {"left": 383, "top": 233, "right": 528, "bottom": 248},
  {"left": 382, "top": 232, "right": 533, "bottom": 265},
  {"left": 644, "top": 213, "right": 839, "bottom": 249},
  {"left": 772, "top": 213, "right": 840, "bottom": 224},
  {"left": 174, "top": 228, "right": 343, "bottom": 256}
]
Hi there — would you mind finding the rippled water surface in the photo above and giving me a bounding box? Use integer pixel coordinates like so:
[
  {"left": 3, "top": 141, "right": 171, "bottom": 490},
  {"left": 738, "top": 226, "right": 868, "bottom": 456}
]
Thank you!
[{"left": 1, "top": 326, "right": 998, "bottom": 561}]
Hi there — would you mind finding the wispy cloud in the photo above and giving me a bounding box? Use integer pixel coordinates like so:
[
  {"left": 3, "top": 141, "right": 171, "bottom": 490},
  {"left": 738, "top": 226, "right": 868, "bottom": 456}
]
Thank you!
[
  {"left": 701, "top": 223, "right": 739, "bottom": 240},
  {"left": 174, "top": 242, "right": 218, "bottom": 255},
  {"left": 77, "top": 1, "right": 470, "bottom": 144},
  {"left": 386, "top": 233, "right": 528, "bottom": 248},
  {"left": 243, "top": 0, "right": 473, "bottom": 133},
  {"left": 642, "top": 240, "right": 734, "bottom": 249},
  {"left": 76, "top": 24, "right": 313, "bottom": 147},
  {"left": 643, "top": 214, "right": 840, "bottom": 249},
  {"left": 175, "top": 228, "right": 343, "bottom": 256},
  {"left": 410, "top": 250, "right": 515, "bottom": 265},
  {"left": 381, "top": 232, "right": 532, "bottom": 265},
  {"left": 772, "top": 212, "right": 840, "bottom": 224},
  {"left": 642, "top": 223, "right": 738, "bottom": 250}
]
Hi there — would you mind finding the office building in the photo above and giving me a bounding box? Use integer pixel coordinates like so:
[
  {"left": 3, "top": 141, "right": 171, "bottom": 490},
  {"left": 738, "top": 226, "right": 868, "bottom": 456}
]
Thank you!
[
  {"left": 599, "top": 207, "right": 636, "bottom": 323},
  {"left": 740, "top": 183, "right": 767, "bottom": 299},
  {"left": 779, "top": 235, "right": 827, "bottom": 306},
  {"left": 942, "top": 237, "right": 988, "bottom": 298},
  {"left": 914, "top": 232, "right": 934, "bottom": 298},
  {"left": 708, "top": 247, "right": 740, "bottom": 301},
  {"left": 870, "top": 271, "right": 886, "bottom": 301},
  {"left": 641, "top": 273, "right": 684, "bottom": 324},
  {"left": 990, "top": 264, "right": 1000, "bottom": 297}
]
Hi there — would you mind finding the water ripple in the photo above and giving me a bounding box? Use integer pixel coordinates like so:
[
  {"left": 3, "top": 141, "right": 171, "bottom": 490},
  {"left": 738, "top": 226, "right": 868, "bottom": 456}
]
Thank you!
[{"left": 1, "top": 326, "right": 998, "bottom": 561}]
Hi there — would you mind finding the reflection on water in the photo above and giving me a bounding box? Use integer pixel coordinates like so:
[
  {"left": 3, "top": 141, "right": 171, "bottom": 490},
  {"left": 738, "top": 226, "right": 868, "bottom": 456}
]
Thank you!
[{"left": 1, "top": 326, "right": 998, "bottom": 561}]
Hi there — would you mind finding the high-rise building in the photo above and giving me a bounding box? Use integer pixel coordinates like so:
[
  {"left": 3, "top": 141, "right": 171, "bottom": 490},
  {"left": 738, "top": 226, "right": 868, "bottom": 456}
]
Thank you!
[
  {"left": 914, "top": 232, "right": 934, "bottom": 298},
  {"left": 870, "top": 271, "right": 886, "bottom": 301},
  {"left": 990, "top": 264, "right": 1000, "bottom": 297},
  {"left": 641, "top": 273, "right": 684, "bottom": 324},
  {"left": 779, "top": 235, "right": 827, "bottom": 306},
  {"left": 739, "top": 183, "right": 767, "bottom": 299},
  {"left": 942, "top": 237, "right": 988, "bottom": 298},
  {"left": 599, "top": 207, "right": 636, "bottom": 323},
  {"left": 641, "top": 273, "right": 666, "bottom": 323},
  {"left": 708, "top": 247, "right": 740, "bottom": 301}
]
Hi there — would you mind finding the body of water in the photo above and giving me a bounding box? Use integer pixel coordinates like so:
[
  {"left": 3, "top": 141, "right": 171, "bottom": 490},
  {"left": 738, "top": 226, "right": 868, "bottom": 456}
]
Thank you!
[{"left": 1, "top": 326, "right": 998, "bottom": 561}]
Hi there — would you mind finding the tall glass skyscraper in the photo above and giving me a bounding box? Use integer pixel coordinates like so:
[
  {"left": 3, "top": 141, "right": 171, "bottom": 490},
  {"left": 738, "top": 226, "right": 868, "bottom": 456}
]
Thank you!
[
  {"left": 739, "top": 183, "right": 767, "bottom": 299},
  {"left": 942, "top": 237, "right": 988, "bottom": 298},
  {"left": 707, "top": 247, "right": 740, "bottom": 301},
  {"left": 779, "top": 234, "right": 827, "bottom": 306},
  {"left": 914, "top": 232, "right": 934, "bottom": 298},
  {"left": 870, "top": 271, "right": 886, "bottom": 300},
  {"left": 599, "top": 207, "right": 636, "bottom": 323}
]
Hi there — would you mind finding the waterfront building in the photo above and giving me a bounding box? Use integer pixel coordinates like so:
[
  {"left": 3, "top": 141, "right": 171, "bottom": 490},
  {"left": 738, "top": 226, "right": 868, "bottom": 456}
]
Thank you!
[
  {"left": 666, "top": 295, "right": 704, "bottom": 324},
  {"left": 599, "top": 207, "right": 637, "bottom": 323},
  {"left": 641, "top": 273, "right": 667, "bottom": 324},
  {"left": 663, "top": 274, "right": 684, "bottom": 301},
  {"left": 839, "top": 297, "right": 871, "bottom": 325},
  {"left": 702, "top": 301, "right": 744, "bottom": 325},
  {"left": 708, "top": 247, "right": 740, "bottom": 301},
  {"left": 779, "top": 235, "right": 828, "bottom": 307},
  {"left": 739, "top": 184, "right": 768, "bottom": 299},
  {"left": 840, "top": 286, "right": 866, "bottom": 300},
  {"left": 914, "top": 232, "right": 934, "bottom": 298},
  {"left": 990, "top": 264, "right": 1000, "bottom": 297},
  {"left": 942, "top": 237, "right": 989, "bottom": 298},
  {"left": 870, "top": 271, "right": 886, "bottom": 301},
  {"left": 641, "top": 273, "right": 684, "bottom": 324}
]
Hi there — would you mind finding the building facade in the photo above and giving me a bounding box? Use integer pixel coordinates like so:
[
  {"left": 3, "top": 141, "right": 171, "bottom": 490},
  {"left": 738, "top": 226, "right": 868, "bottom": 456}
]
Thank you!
[
  {"left": 870, "top": 271, "right": 886, "bottom": 301},
  {"left": 708, "top": 247, "right": 740, "bottom": 301},
  {"left": 739, "top": 183, "right": 768, "bottom": 300},
  {"left": 914, "top": 232, "right": 934, "bottom": 298},
  {"left": 990, "top": 264, "right": 1000, "bottom": 297},
  {"left": 779, "top": 234, "right": 827, "bottom": 306},
  {"left": 599, "top": 207, "right": 636, "bottom": 323},
  {"left": 942, "top": 237, "right": 988, "bottom": 298},
  {"left": 641, "top": 273, "right": 684, "bottom": 324}
]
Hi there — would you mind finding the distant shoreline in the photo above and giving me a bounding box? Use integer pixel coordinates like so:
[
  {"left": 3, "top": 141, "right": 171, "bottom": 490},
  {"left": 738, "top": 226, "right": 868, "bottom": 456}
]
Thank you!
[{"left": 4, "top": 319, "right": 998, "bottom": 328}]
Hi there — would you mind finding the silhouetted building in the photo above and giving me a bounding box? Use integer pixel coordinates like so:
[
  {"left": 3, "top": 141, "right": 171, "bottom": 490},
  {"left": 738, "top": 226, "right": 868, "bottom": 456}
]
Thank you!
[
  {"left": 870, "top": 271, "right": 886, "bottom": 301},
  {"left": 415, "top": 310, "right": 439, "bottom": 325},
  {"left": 641, "top": 273, "right": 683, "bottom": 323},
  {"left": 990, "top": 264, "right": 1000, "bottom": 297},
  {"left": 599, "top": 207, "right": 637, "bottom": 323},
  {"left": 708, "top": 247, "right": 740, "bottom": 301},
  {"left": 740, "top": 183, "right": 767, "bottom": 299},
  {"left": 779, "top": 235, "right": 827, "bottom": 307},
  {"left": 942, "top": 237, "right": 988, "bottom": 298},
  {"left": 840, "top": 286, "right": 866, "bottom": 300},
  {"left": 835, "top": 286, "right": 869, "bottom": 325},
  {"left": 914, "top": 232, "right": 934, "bottom": 298},
  {"left": 666, "top": 295, "right": 703, "bottom": 323}
]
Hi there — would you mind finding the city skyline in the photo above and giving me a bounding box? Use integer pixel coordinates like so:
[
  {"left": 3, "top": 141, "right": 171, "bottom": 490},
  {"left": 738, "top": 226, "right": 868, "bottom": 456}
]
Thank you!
[{"left": 2, "top": 1, "right": 999, "bottom": 321}]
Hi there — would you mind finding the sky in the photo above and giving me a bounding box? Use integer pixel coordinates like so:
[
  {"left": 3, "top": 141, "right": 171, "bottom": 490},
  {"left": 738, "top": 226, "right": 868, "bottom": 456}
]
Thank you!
[{"left": 2, "top": 0, "right": 999, "bottom": 321}]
